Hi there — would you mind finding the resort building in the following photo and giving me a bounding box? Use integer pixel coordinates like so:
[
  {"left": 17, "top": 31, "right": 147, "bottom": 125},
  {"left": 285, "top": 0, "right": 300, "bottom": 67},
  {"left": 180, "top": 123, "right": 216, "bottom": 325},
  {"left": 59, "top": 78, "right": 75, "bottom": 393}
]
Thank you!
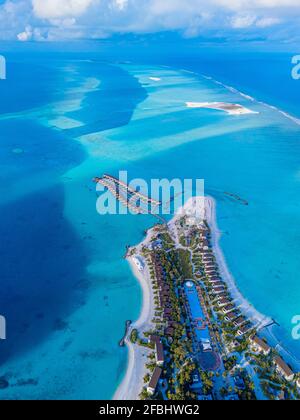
[
  {"left": 212, "top": 282, "right": 225, "bottom": 289},
  {"left": 213, "top": 287, "right": 225, "bottom": 295},
  {"left": 200, "top": 239, "right": 210, "bottom": 250},
  {"left": 200, "top": 251, "right": 213, "bottom": 258},
  {"left": 205, "top": 267, "right": 218, "bottom": 276},
  {"left": 149, "top": 335, "right": 165, "bottom": 367},
  {"left": 163, "top": 308, "right": 172, "bottom": 319},
  {"left": 250, "top": 336, "right": 271, "bottom": 356},
  {"left": 209, "top": 277, "right": 221, "bottom": 283},
  {"left": 215, "top": 292, "right": 228, "bottom": 300},
  {"left": 149, "top": 335, "right": 161, "bottom": 346},
  {"left": 237, "top": 325, "right": 251, "bottom": 336},
  {"left": 149, "top": 240, "right": 163, "bottom": 251},
  {"left": 233, "top": 316, "right": 246, "bottom": 328},
  {"left": 274, "top": 356, "right": 294, "bottom": 381},
  {"left": 225, "top": 312, "right": 238, "bottom": 322},
  {"left": 207, "top": 272, "right": 219, "bottom": 279},
  {"left": 164, "top": 327, "right": 175, "bottom": 337},
  {"left": 190, "top": 371, "right": 202, "bottom": 391},
  {"left": 222, "top": 304, "right": 235, "bottom": 314},
  {"left": 218, "top": 298, "right": 231, "bottom": 307},
  {"left": 202, "top": 258, "right": 214, "bottom": 264},
  {"left": 147, "top": 367, "right": 162, "bottom": 395},
  {"left": 233, "top": 375, "right": 246, "bottom": 390},
  {"left": 155, "top": 341, "right": 165, "bottom": 366},
  {"left": 204, "top": 263, "right": 216, "bottom": 269}
]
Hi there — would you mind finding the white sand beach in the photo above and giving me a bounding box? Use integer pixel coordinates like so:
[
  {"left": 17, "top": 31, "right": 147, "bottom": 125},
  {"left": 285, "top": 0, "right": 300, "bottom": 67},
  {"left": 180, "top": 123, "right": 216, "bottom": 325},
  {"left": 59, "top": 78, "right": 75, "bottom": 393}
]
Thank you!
[
  {"left": 186, "top": 101, "right": 257, "bottom": 115},
  {"left": 113, "top": 229, "right": 157, "bottom": 400},
  {"left": 204, "top": 196, "right": 271, "bottom": 329}
]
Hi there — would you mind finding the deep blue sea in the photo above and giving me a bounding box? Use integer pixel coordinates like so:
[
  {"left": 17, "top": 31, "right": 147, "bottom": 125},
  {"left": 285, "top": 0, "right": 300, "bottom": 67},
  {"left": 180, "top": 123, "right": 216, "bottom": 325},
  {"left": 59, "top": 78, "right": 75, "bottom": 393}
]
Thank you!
[{"left": 0, "top": 41, "right": 300, "bottom": 399}]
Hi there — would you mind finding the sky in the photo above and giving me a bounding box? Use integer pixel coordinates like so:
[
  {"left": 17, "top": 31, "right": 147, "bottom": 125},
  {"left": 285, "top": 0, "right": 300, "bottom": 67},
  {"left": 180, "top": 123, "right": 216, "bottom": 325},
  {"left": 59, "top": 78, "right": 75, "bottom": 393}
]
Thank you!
[{"left": 0, "top": 0, "right": 299, "bottom": 43}]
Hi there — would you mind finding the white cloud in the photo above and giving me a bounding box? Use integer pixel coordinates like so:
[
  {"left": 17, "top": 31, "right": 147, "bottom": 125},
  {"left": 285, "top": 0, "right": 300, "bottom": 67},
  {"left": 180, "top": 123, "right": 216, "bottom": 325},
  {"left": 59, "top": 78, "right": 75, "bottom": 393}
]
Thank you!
[
  {"left": 32, "top": 0, "right": 94, "bottom": 19},
  {"left": 256, "top": 17, "right": 281, "bottom": 27},
  {"left": 231, "top": 13, "right": 282, "bottom": 29},
  {"left": 113, "top": 0, "right": 128, "bottom": 11},
  {"left": 0, "top": 0, "right": 298, "bottom": 42},
  {"left": 231, "top": 14, "right": 257, "bottom": 28},
  {"left": 215, "top": 0, "right": 300, "bottom": 9},
  {"left": 17, "top": 25, "right": 33, "bottom": 41}
]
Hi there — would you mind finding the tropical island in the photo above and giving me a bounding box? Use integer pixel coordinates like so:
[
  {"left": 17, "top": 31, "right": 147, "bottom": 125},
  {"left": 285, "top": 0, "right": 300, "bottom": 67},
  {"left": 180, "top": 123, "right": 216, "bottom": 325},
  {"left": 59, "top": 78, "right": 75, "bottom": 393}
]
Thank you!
[
  {"left": 115, "top": 197, "right": 300, "bottom": 401},
  {"left": 186, "top": 102, "right": 257, "bottom": 115}
]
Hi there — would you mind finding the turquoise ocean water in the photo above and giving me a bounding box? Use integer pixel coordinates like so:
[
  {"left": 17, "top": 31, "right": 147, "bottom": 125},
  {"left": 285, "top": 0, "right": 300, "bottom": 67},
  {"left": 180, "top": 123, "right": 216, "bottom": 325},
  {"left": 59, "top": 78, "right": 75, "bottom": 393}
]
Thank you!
[{"left": 0, "top": 45, "right": 300, "bottom": 399}]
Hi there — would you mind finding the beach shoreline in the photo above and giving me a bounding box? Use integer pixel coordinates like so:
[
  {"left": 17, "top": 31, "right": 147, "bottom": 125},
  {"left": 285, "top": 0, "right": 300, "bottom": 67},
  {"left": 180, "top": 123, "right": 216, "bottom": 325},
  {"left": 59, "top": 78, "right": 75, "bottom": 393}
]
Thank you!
[
  {"left": 113, "top": 229, "right": 157, "bottom": 401},
  {"left": 204, "top": 196, "right": 272, "bottom": 330}
]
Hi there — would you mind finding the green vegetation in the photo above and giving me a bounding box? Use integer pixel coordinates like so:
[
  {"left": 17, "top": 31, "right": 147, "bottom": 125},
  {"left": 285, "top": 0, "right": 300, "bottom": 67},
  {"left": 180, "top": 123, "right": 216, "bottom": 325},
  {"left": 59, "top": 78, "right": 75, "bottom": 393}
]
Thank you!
[
  {"left": 200, "top": 371, "right": 214, "bottom": 395},
  {"left": 130, "top": 329, "right": 138, "bottom": 344},
  {"left": 177, "top": 249, "right": 193, "bottom": 278},
  {"left": 143, "top": 373, "right": 151, "bottom": 384},
  {"left": 179, "top": 235, "right": 187, "bottom": 247},
  {"left": 139, "top": 389, "right": 151, "bottom": 400},
  {"left": 223, "top": 356, "right": 238, "bottom": 372}
]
